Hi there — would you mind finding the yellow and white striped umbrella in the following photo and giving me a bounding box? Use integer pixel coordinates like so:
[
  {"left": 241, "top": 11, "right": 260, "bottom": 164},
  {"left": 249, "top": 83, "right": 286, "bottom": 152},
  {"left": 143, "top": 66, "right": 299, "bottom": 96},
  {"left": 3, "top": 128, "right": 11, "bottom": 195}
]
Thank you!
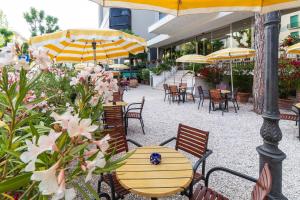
[
  {"left": 176, "top": 54, "right": 212, "bottom": 63},
  {"left": 206, "top": 48, "right": 256, "bottom": 61},
  {"left": 287, "top": 42, "right": 300, "bottom": 55},
  {"left": 91, "top": 0, "right": 300, "bottom": 15},
  {"left": 29, "top": 29, "right": 147, "bottom": 63}
]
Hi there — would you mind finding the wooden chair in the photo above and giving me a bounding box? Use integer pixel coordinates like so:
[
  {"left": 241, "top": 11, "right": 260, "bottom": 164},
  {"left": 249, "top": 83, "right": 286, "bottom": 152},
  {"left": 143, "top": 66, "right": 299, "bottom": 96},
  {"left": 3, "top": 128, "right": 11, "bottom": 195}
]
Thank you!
[
  {"left": 280, "top": 106, "right": 298, "bottom": 126},
  {"left": 112, "top": 91, "right": 123, "bottom": 102},
  {"left": 191, "top": 163, "right": 272, "bottom": 200},
  {"left": 163, "top": 83, "right": 171, "bottom": 102},
  {"left": 169, "top": 85, "right": 181, "bottom": 104},
  {"left": 227, "top": 88, "right": 239, "bottom": 112},
  {"left": 185, "top": 86, "right": 195, "bottom": 103},
  {"left": 209, "top": 89, "right": 226, "bottom": 115},
  {"left": 179, "top": 82, "right": 188, "bottom": 88},
  {"left": 98, "top": 126, "right": 142, "bottom": 200},
  {"left": 160, "top": 124, "right": 212, "bottom": 196},
  {"left": 197, "top": 86, "right": 209, "bottom": 109},
  {"left": 103, "top": 106, "right": 124, "bottom": 129},
  {"left": 124, "top": 97, "right": 146, "bottom": 134}
]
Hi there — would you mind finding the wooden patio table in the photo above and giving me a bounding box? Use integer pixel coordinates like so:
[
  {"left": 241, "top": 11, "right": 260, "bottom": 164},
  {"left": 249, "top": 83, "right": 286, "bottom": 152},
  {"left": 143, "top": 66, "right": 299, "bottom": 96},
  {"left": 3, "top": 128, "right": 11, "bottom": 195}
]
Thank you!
[
  {"left": 116, "top": 146, "right": 193, "bottom": 200},
  {"left": 103, "top": 101, "right": 128, "bottom": 107},
  {"left": 294, "top": 103, "right": 300, "bottom": 140}
]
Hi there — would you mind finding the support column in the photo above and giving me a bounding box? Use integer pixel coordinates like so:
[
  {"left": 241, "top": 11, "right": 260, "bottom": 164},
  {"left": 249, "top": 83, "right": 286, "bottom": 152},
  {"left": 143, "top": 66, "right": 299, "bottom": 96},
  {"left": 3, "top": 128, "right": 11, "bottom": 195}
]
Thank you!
[{"left": 257, "top": 11, "right": 287, "bottom": 200}]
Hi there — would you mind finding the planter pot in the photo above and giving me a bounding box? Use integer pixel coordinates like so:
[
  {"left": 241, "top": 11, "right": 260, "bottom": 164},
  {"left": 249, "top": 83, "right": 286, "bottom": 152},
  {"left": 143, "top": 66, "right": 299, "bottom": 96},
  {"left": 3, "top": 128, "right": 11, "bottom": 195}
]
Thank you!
[
  {"left": 278, "top": 98, "right": 294, "bottom": 110},
  {"left": 237, "top": 92, "right": 251, "bottom": 103}
]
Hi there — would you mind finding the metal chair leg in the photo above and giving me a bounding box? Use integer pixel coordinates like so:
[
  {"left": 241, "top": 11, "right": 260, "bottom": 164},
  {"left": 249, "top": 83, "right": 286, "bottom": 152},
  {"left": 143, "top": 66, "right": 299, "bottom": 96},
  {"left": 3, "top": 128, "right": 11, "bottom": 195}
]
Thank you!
[{"left": 140, "top": 118, "right": 145, "bottom": 134}]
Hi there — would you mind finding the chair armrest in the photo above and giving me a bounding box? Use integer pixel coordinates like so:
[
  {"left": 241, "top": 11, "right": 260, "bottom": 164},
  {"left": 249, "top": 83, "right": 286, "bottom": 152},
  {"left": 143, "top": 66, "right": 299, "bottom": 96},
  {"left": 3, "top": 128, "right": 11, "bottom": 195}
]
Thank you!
[
  {"left": 127, "top": 139, "right": 142, "bottom": 147},
  {"left": 127, "top": 103, "right": 142, "bottom": 110},
  {"left": 125, "top": 108, "right": 142, "bottom": 116},
  {"left": 193, "top": 149, "right": 213, "bottom": 172},
  {"left": 159, "top": 137, "right": 177, "bottom": 146},
  {"left": 98, "top": 192, "right": 111, "bottom": 200},
  {"left": 205, "top": 166, "right": 257, "bottom": 187}
]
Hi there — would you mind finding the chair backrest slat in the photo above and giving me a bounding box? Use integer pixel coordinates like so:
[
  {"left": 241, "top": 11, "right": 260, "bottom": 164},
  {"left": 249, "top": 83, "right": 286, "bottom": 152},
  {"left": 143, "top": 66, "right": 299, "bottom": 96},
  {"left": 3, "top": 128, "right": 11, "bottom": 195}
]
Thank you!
[
  {"left": 251, "top": 163, "right": 272, "bottom": 200},
  {"left": 175, "top": 123, "right": 209, "bottom": 158},
  {"left": 163, "top": 83, "right": 169, "bottom": 91},
  {"left": 169, "top": 85, "right": 178, "bottom": 93},
  {"left": 210, "top": 89, "right": 222, "bottom": 102},
  {"left": 103, "top": 106, "right": 123, "bottom": 127},
  {"left": 103, "top": 126, "right": 128, "bottom": 155}
]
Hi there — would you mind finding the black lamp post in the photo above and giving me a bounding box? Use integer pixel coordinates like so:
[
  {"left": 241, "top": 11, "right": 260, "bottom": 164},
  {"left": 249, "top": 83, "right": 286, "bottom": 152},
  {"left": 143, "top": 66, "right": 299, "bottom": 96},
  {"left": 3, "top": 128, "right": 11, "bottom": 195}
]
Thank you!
[{"left": 257, "top": 11, "right": 287, "bottom": 200}]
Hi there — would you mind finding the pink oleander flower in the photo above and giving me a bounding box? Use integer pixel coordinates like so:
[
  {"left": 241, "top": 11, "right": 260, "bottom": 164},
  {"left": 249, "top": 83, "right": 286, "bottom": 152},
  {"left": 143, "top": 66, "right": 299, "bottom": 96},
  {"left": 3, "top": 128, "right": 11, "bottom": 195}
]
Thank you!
[
  {"left": 93, "top": 134, "right": 111, "bottom": 153},
  {"left": 67, "top": 115, "right": 98, "bottom": 139},
  {"left": 31, "top": 162, "right": 60, "bottom": 195},
  {"left": 85, "top": 151, "right": 106, "bottom": 182}
]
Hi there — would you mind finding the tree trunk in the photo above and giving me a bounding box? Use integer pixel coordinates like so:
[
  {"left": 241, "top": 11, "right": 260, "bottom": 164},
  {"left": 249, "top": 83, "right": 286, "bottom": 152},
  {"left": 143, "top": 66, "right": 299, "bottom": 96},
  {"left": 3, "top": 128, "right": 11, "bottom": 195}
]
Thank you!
[{"left": 253, "top": 14, "right": 265, "bottom": 114}]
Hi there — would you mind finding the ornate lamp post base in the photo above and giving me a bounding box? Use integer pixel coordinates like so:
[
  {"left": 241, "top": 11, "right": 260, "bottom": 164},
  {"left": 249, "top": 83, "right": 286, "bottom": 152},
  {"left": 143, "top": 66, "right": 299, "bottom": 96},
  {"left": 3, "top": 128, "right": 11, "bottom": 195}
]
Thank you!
[{"left": 257, "top": 11, "right": 287, "bottom": 200}]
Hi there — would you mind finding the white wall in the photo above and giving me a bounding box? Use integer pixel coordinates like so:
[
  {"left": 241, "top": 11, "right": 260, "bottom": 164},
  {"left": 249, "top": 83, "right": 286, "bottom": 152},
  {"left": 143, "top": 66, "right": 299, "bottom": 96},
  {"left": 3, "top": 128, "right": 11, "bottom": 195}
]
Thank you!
[{"left": 131, "top": 10, "right": 158, "bottom": 40}]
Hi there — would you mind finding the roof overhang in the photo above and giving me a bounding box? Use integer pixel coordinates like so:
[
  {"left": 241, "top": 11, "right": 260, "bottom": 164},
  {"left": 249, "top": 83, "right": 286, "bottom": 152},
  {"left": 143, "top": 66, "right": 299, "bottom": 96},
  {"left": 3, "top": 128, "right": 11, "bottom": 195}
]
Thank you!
[{"left": 147, "top": 12, "right": 254, "bottom": 48}]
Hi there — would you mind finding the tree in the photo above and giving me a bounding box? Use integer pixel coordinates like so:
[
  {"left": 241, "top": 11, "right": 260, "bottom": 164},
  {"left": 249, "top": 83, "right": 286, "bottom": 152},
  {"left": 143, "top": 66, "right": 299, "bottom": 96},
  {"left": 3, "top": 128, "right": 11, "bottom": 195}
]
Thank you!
[
  {"left": 0, "top": 28, "right": 13, "bottom": 47},
  {"left": 0, "top": 10, "right": 8, "bottom": 28},
  {"left": 24, "top": 7, "right": 60, "bottom": 36},
  {"left": 253, "top": 14, "right": 265, "bottom": 114}
]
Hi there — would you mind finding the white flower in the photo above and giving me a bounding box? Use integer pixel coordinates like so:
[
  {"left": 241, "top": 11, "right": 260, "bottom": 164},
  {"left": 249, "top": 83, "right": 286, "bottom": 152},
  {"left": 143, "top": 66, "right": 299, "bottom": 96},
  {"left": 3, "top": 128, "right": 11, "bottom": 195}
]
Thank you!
[
  {"left": 0, "top": 43, "right": 18, "bottom": 67},
  {"left": 38, "top": 130, "right": 60, "bottom": 151},
  {"left": 85, "top": 152, "right": 106, "bottom": 182},
  {"left": 20, "top": 138, "right": 43, "bottom": 172},
  {"left": 51, "top": 111, "right": 73, "bottom": 130},
  {"left": 52, "top": 169, "right": 76, "bottom": 200},
  {"left": 89, "top": 95, "right": 100, "bottom": 107},
  {"left": 31, "top": 48, "right": 52, "bottom": 71},
  {"left": 70, "top": 77, "right": 79, "bottom": 86},
  {"left": 67, "top": 116, "right": 98, "bottom": 139},
  {"left": 31, "top": 162, "right": 60, "bottom": 195},
  {"left": 20, "top": 130, "right": 60, "bottom": 172},
  {"left": 93, "top": 135, "right": 111, "bottom": 153}
]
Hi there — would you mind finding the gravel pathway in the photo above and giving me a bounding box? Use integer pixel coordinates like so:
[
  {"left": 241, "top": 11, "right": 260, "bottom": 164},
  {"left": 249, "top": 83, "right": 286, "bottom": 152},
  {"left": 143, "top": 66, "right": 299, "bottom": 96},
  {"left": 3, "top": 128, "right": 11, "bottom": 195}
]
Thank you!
[{"left": 80, "top": 85, "right": 300, "bottom": 200}]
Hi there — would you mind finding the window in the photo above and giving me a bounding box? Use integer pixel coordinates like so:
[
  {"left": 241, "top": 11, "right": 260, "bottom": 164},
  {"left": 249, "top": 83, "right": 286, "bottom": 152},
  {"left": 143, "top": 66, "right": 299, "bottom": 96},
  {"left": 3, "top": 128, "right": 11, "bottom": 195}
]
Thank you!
[
  {"left": 291, "top": 31, "right": 299, "bottom": 38},
  {"left": 109, "top": 8, "right": 131, "bottom": 30},
  {"left": 290, "top": 15, "right": 299, "bottom": 28}
]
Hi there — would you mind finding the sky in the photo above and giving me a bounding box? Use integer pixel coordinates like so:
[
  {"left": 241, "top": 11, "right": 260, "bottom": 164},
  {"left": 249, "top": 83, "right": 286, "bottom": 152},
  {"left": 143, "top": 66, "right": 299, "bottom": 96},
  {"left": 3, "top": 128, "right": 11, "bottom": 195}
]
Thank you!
[{"left": 1, "top": 0, "right": 99, "bottom": 39}]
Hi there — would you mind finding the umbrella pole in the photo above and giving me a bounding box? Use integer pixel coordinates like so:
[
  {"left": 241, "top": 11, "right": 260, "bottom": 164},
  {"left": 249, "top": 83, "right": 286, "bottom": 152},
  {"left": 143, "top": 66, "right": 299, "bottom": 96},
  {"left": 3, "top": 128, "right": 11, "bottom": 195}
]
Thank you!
[
  {"left": 92, "top": 40, "right": 97, "bottom": 68},
  {"left": 230, "top": 60, "right": 234, "bottom": 93}
]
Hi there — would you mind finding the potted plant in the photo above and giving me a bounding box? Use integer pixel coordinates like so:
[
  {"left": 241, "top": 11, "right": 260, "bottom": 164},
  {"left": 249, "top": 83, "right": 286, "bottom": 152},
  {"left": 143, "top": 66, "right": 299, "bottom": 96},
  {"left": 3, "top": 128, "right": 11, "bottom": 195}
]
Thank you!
[
  {"left": 141, "top": 68, "right": 150, "bottom": 85},
  {"left": 278, "top": 58, "right": 297, "bottom": 109},
  {"left": 232, "top": 62, "right": 254, "bottom": 103}
]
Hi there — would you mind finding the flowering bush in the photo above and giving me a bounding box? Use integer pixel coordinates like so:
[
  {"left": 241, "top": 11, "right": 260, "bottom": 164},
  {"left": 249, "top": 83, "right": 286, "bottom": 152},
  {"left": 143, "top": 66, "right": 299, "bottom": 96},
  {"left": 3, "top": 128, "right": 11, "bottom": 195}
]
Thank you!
[
  {"left": 278, "top": 58, "right": 300, "bottom": 98},
  {"left": 0, "top": 44, "right": 126, "bottom": 199},
  {"left": 198, "top": 64, "right": 225, "bottom": 85}
]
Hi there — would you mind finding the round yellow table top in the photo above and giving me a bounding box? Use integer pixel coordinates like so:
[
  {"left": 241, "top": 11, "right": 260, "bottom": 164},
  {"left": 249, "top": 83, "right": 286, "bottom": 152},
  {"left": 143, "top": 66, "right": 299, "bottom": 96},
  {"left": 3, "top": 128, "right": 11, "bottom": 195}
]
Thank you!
[
  {"left": 103, "top": 101, "right": 128, "bottom": 107},
  {"left": 221, "top": 90, "right": 231, "bottom": 94},
  {"left": 116, "top": 146, "right": 193, "bottom": 198},
  {"left": 295, "top": 103, "right": 300, "bottom": 109}
]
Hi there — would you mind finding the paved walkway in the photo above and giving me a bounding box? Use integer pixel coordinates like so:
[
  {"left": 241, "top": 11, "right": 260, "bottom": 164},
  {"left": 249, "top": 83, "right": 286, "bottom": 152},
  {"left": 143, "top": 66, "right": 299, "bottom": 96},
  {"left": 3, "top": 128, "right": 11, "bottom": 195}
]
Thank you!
[{"left": 121, "top": 85, "right": 300, "bottom": 200}]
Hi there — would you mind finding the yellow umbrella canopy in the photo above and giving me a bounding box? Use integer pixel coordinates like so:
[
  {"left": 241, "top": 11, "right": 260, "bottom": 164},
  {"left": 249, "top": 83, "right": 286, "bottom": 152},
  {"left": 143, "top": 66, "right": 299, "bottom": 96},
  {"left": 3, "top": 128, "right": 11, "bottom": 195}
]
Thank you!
[
  {"left": 176, "top": 54, "right": 212, "bottom": 63},
  {"left": 109, "top": 64, "right": 130, "bottom": 70},
  {"left": 29, "top": 29, "right": 147, "bottom": 63},
  {"left": 206, "top": 48, "right": 256, "bottom": 61},
  {"left": 287, "top": 42, "right": 300, "bottom": 55},
  {"left": 91, "top": 0, "right": 300, "bottom": 15}
]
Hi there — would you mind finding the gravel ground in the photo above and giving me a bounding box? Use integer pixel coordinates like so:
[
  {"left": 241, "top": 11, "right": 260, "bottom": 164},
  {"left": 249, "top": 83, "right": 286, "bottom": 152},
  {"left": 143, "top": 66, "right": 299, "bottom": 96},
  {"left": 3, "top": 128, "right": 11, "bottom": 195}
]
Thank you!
[{"left": 80, "top": 85, "right": 300, "bottom": 200}]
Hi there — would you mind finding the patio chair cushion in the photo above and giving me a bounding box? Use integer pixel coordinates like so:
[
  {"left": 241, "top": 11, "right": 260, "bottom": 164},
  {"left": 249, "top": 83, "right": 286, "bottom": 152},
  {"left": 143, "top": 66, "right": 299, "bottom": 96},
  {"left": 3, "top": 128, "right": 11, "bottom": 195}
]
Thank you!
[
  {"left": 126, "top": 112, "right": 141, "bottom": 119},
  {"left": 191, "top": 185, "right": 229, "bottom": 200},
  {"left": 102, "top": 172, "right": 130, "bottom": 197}
]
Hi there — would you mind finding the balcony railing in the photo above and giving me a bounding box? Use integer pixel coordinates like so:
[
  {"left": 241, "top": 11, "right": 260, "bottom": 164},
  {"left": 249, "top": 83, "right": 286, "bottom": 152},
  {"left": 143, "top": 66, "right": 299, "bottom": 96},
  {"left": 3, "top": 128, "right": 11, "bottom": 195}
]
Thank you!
[{"left": 287, "top": 22, "right": 300, "bottom": 29}]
